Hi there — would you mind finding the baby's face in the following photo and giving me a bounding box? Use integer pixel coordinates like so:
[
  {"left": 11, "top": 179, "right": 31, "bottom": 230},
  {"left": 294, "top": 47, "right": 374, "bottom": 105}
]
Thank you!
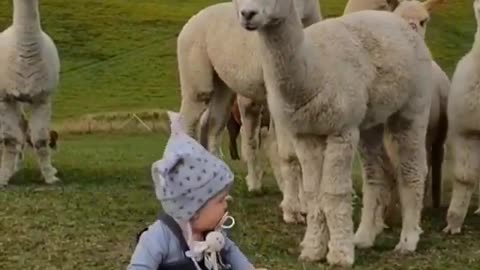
[{"left": 191, "top": 191, "right": 229, "bottom": 232}]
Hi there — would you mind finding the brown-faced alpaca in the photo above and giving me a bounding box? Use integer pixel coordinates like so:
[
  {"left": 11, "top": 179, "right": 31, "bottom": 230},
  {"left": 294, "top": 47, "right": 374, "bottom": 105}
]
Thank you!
[
  {"left": 177, "top": 0, "right": 322, "bottom": 223},
  {"left": 443, "top": 0, "right": 480, "bottom": 234},
  {"left": 233, "top": 0, "right": 433, "bottom": 266}
]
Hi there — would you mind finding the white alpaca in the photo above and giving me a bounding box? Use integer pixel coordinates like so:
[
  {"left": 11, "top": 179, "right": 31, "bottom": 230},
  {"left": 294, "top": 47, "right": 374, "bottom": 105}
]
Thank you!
[
  {"left": 233, "top": 0, "right": 432, "bottom": 266},
  {"left": 394, "top": 0, "right": 449, "bottom": 209},
  {"left": 0, "top": 0, "right": 60, "bottom": 186},
  {"left": 177, "top": 0, "right": 321, "bottom": 223},
  {"left": 443, "top": 0, "right": 480, "bottom": 234},
  {"left": 344, "top": 0, "right": 449, "bottom": 231}
]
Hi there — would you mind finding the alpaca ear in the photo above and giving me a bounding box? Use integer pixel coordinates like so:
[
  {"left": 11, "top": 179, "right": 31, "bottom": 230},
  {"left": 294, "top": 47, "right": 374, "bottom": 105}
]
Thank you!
[
  {"left": 423, "top": 0, "right": 445, "bottom": 12},
  {"left": 386, "top": 0, "right": 401, "bottom": 10}
]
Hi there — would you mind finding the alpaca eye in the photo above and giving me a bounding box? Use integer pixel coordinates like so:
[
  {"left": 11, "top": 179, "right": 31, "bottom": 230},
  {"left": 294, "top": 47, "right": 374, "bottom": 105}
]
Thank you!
[{"left": 420, "top": 19, "right": 428, "bottom": 27}]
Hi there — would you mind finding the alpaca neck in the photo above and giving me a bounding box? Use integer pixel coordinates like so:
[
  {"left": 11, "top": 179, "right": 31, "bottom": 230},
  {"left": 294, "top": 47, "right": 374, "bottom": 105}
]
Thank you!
[
  {"left": 473, "top": 27, "right": 480, "bottom": 53},
  {"left": 302, "top": 2, "right": 322, "bottom": 27},
  {"left": 13, "top": 0, "right": 42, "bottom": 39},
  {"left": 257, "top": 3, "right": 313, "bottom": 106}
]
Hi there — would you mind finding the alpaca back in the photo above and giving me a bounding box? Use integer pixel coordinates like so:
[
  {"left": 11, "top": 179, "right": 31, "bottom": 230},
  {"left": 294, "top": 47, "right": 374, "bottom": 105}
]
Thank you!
[{"left": 0, "top": 27, "right": 60, "bottom": 100}]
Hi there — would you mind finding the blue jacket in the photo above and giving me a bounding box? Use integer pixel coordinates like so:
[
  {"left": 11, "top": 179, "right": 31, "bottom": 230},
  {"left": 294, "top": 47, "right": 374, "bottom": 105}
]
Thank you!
[{"left": 127, "top": 219, "right": 254, "bottom": 270}]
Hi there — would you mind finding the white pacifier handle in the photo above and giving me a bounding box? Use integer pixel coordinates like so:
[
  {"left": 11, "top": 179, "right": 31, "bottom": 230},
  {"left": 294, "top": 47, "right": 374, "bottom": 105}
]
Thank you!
[{"left": 217, "top": 211, "right": 235, "bottom": 230}]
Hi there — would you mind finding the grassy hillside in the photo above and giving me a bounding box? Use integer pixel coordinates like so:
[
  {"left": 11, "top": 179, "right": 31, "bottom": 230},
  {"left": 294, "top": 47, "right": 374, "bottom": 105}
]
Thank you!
[
  {"left": 1, "top": 1, "right": 480, "bottom": 269},
  {"left": 0, "top": 0, "right": 476, "bottom": 121}
]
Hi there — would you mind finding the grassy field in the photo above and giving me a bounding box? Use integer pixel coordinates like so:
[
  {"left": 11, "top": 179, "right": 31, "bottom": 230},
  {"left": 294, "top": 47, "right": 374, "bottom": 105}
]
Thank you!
[{"left": 1, "top": 0, "right": 480, "bottom": 269}]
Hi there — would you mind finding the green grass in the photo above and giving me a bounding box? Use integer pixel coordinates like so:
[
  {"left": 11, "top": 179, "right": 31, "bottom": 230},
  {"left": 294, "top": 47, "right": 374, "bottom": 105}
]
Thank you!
[
  {"left": 1, "top": 0, "right": 480, "bottom": 269},
  {"left": 1, "top": 133, "right": 480, "bottom": 270}
]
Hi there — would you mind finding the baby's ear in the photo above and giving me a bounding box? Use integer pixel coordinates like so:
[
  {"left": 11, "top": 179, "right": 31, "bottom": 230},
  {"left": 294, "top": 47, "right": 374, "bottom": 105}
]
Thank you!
[
  {"left": 226, "top": 195, "right": 233, "bottom": 202},
  {"left": 423, "top": 0, "right": 445, "bottom": 12}
]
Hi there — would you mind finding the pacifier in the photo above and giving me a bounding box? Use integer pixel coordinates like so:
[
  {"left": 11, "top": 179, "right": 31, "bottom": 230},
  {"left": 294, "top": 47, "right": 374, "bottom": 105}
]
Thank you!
[{"left": 215, "top": 211, "right": 235, "bottom": 230}]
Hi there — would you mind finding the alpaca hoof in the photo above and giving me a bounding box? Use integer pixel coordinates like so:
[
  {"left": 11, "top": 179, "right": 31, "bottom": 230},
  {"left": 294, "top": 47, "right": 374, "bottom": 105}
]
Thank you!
[
  {"left": 246, "top": 175, "right": 262, "bottom": 193},
  {"left": 394, "top": 236, "right": 419, "bottom": 254},
  {"left": 443, "top": 225, "right": 461, "bottom": 235},
  {"left": 283, "top": 211, "right": 305, "bottom": 224},
  {"left": 326, "top": 249, "right": 354, "bottom": 267},
  {"left": 299, "top": 247, "right": 325, "bottom": 263},
  {"left": 247, "top": 185, "right": 262, "bottom": 193},
  {"left": 354, "top": 230, "right": 375, "bottom": 249},
  {"left": 394, "top": 243, "right": 416, "bottom": 254},
  {"left": 45, "top": 176, "right": 61, "bottom": 185},
  {"left": 475, "top": 208, "right": 480, "bottom": 215}
]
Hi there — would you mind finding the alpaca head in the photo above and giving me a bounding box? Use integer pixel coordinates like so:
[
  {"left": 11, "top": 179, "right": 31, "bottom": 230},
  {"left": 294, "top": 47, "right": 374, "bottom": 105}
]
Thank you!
[
  {"left": 233, "top": 0, "right": 298, "bottom": 31},
  {"left": 344, "top": 0, "right": 394, "bottom": 14},
  {"left": 394, "top": 0, "right": 444, "bottom": 38}
]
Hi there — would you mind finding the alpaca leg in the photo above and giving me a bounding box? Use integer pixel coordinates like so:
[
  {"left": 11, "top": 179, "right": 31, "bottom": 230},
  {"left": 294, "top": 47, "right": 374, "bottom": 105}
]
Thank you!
[
  {"left": 0, "top": 102, "right": 25, "bottom": 186},
  {"left": 178, "top": 44, "right": 216, "bottom": 138},
  {"left": 443, "top": 136, "right": 480, "bottom": 233},
  {"left": 431, "top": 110, "right": 448, "bottom": 209},
  {"left": 276, "top": 124, "right": 304, "bottom": 224},
  {"left": 198, "top": 82, "right": 234, "bottom": 156},
  {"left": 321, "top": 129, "right": 359, "bottom": 266},
  {"left": 476, "top": 182, "right": 480, "bottom": 215},
  {"left": 226, "top": 113, "right": 241, "bottom": 160},
  {"left": 385, "top": 112, "right": 428, "bottom": 253},
  {"left": 14, "top": 143, "right": 25, "bottom": 173},
  {"left": 355, "top": 125, "right": 395, "bottom": 248},
  {"left": 423, "top": 135, "right": 434, "bottom": 208},
  {"left": 238, "top": 96, "right": 263, "bottom": 192},
  {"left": 293, "top": 135, "right": 328, "bottom": 262},
  {"left": 29, "top": 98, "right": 59, "bottom": 184},
  {"left": 263, "top": 120, "right": 284, "bottom": 192}
]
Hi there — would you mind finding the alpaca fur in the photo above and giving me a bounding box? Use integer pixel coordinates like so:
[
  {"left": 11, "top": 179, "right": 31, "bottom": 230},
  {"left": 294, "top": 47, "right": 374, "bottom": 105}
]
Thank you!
[
  {"left": 443, "top": 0, "right": 480, "bottom": 234},
  {"left": 177, "top": 0, "right": 321, "bottom": 223},
  {"left": 233, "top": 0, "right": 433, "bottom": 266},
  {"left": 393, "top": 0, "right": 449, "bottom": 209},
  {"left": 0, "top": 0, "right": 60, "bottom": 186},
  {"left": 344, "top": 0, "right": 449, "bottom": 233}
]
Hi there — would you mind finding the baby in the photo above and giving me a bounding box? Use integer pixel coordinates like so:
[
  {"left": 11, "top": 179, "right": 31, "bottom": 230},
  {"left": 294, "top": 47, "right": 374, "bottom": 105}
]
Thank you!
[{"left": 127, "top": 111, "right": 262, "bottom": 270}]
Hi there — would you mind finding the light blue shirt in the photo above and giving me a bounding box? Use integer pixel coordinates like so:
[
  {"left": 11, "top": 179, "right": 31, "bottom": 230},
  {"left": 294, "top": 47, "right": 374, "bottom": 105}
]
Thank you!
[{"left": 127, "top": 219, "right": 254, "bottom": 270}]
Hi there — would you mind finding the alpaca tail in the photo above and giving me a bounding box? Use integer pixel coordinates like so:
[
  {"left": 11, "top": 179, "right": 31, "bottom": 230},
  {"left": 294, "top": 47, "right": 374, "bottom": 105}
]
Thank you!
[{"left": 430, "top": 109, "right": 448, "bottom": 209}]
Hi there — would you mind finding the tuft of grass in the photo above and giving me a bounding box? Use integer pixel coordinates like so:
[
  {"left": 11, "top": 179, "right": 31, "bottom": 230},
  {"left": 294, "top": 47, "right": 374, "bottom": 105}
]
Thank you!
[{"left": 53, "top": 109, "right": 170, "bottom": 135}]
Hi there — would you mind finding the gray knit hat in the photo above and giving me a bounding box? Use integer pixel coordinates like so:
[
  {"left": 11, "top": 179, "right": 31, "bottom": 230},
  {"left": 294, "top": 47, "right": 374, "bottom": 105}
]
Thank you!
[{"left": 151, "top": 111, "right": 234, "bottom": 222}]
